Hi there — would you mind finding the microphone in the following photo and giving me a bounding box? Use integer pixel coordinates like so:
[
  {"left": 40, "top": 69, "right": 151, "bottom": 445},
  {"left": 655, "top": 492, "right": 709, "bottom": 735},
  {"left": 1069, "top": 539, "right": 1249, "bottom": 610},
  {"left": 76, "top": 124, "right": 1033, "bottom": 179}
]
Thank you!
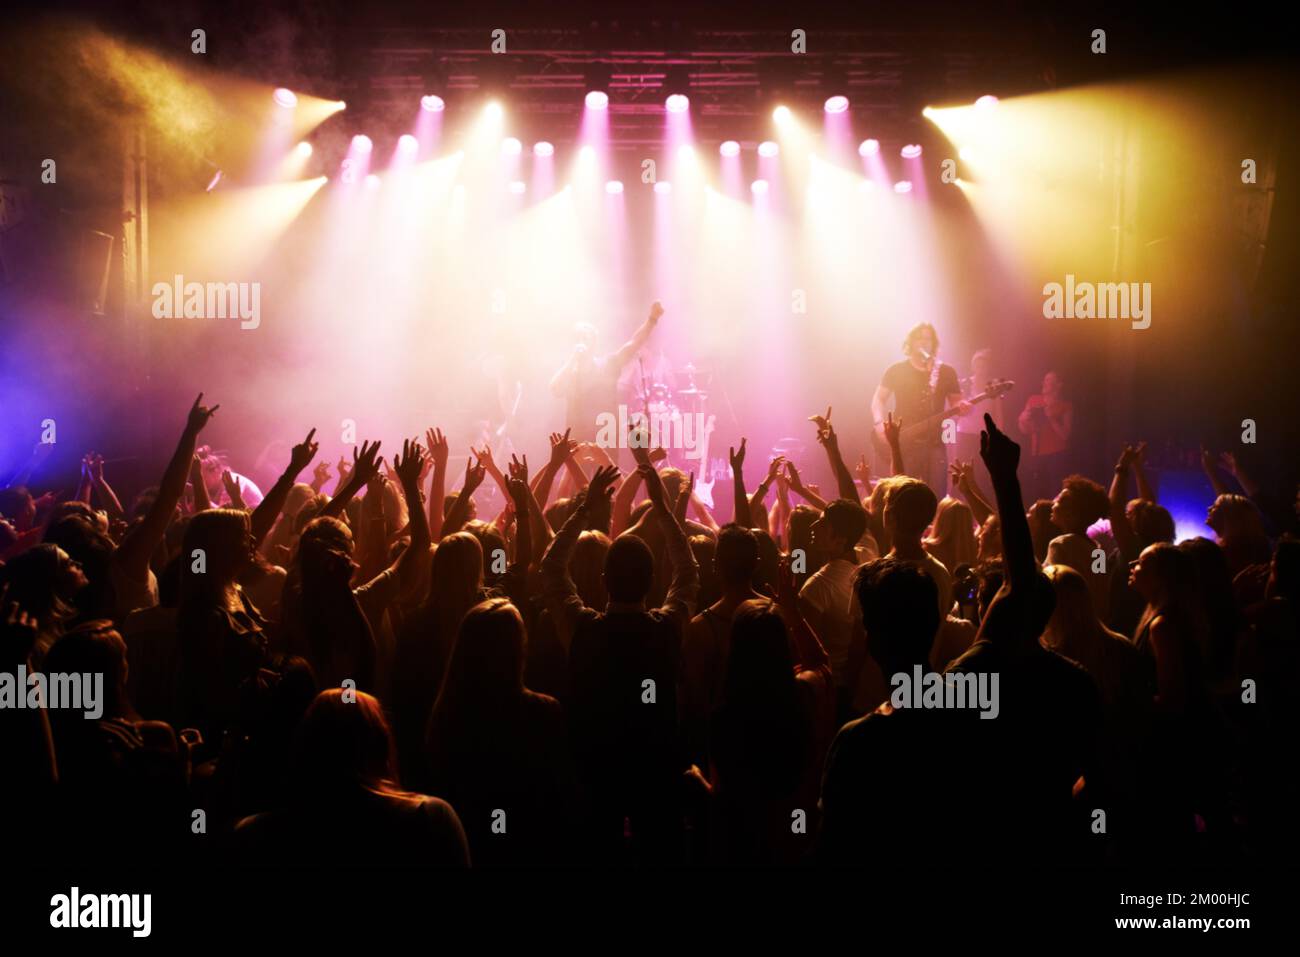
[{"left": 916, "top": 347, "right": 933, "bottom": 363}]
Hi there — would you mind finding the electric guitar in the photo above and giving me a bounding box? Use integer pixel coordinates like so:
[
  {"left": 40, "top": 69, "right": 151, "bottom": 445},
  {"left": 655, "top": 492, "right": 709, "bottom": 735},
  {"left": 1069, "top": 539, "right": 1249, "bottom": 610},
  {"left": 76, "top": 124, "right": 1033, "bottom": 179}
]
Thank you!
[{"left": 871, "top": 378, "right": 1015, "bottom": 458}]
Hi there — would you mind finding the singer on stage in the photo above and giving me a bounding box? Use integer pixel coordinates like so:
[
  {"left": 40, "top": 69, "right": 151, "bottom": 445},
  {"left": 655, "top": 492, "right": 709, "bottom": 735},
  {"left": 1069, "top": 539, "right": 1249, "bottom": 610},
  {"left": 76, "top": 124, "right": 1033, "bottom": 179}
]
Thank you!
[{"left": 549, "top": 300, "right": 664, "bottom": 441}]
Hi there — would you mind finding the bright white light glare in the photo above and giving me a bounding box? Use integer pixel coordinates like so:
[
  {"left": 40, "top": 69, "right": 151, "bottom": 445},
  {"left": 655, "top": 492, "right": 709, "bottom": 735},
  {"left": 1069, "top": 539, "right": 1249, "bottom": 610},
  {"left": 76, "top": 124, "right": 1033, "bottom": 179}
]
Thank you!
[
  {"left": 502, "top": 137, "right": 522, "bottom": 155},
  {"left": 365, "top": 174, "right": 380, "bottom": 189},
  {"left": 858, "top": 138, "right": 880, "bottom": 156},
  {"left": 295, "top": 141, "right": 313, "bottom": 158},
  {"left": 484, "top": 102, "right": 503, "bottom": 121},
  {"left": 421, "top": 94, "right": 445, "bottom": 112},
  {"left": 605, "top": 180, "right": 624, "bottom": 194},
  {"left": 900, "top": 144, "right": 922, "bottom": 159},
  {"left": 824, "top": 95, "right": 849, "bottom": 114},
  {"left": 654, "top": 181, "right": 672, "bottom": 194},
  {"left": 751, "top": 179, "right": 769, "bottom": 194},
  {"left": 533, "top": 141, "right": 554, "bottom": 157},
  {"left": 398, "top": 134, "right": 418, "bottom": 153},
  {"left": 585, "top": 90, "right": 609, "bottom": 110},
  {"left": 665, "top": 94, "right": 690, "bottom": 114},
  {"left": 578, "top": 145, "right": 595, "bottom": 162},
  {"left": 719, "top": 140, "right": 740, "bottom": 157},
  {"left": 894, "top": 180, "right": 912, "bottom": 193},
  {"left": 352, "top": 134, "right": 373, "bottom": 153},
  {"left": 975, "top": 94, "right": 999, "bottom": 111},
  {"left": 273, "top": 88, "right": 297, "bottom": 109},
  {"left": 773, "top": 105, "right": 792, "bottom": 123},
  {"left": 959, "top": 146, "right": 975, "bottom": 162},
  {"left": 757, "top": 141, "right": 779, "bottom": 158},
  {"left": 508, "top": 180, "right": 526, "bottom": 194}
]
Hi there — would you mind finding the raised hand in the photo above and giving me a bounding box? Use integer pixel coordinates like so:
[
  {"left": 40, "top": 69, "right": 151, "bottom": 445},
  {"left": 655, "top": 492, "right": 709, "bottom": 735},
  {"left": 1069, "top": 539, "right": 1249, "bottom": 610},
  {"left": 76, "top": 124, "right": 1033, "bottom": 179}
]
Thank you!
[
  {"left": 426, "top": 428, "right": 449, "bottom": 470},
  {"left": 766, "top": 455, "right": 787, "bottom": 483},
  {"left": 855, "top": 453, "right": 871, "bottom": 487},
  {"left": 351, "top": 439, "right": 383, "bottom": 487},
  {"left": 729, "top": 437, "right": 747, "bottom": 474},
  {"left": 628, "top": 423, "right": 653, "bottom": 467},
  {"left": 639, "top": 464, "right": 668, "bottom": 512},
  {"left": 1199, "top": 445, "right": 1217, "bottom": 474},
  {"left": 1219, "top": 450, "right": 1241, "bottom": 478},
  {"left": 472, "top": 445, "right": 497, "bottom": 474},
  {"left": 774, "top": 555, "right": 799, "bottom": 614},
  {"left": 392, "top": 437, "right": 426, "bottom": 488},
  {"left": 463, "top": 455, "right": 487, "bottom": 496},
  {"left": 221, "top": 469, "right": 242, "bottom": 502},
  {"left": 648, "top": 446, "right": 669, "bottom": 464},
  {"left": 585, "top": 464, "right": 621, "bottom": 508},
  {"left": 784, "top": 459, "right": 805, "bottom": 491},
  {"left": 505, "top": 471, "right": 531, "bottom": 512},
  {"left": 288, "top": 428, "right": 319, "bottom": 477},
  {"left": 949, "top": 458, "right": 972, "bottom": 487},
  {"left": 979, "top": 413, "right": 1020, "bottom": 483},
  {"left": 882, "top": 411, "right": 902, "bottom": 449},
  {"left": 1, "top": 584, "right": 39, "bottom": 660},
  {"left": 549, "top": 428, "right": 576, "bottom": 470},
  {"left": 186, "top": 393, "right": 220, "bottom": 435},
  {"left": 649, "top": 300, "right": 665, "bottom": 322},
  {"left": 507, "top": 453, "right": 529, "bottom": 485},
  {"left": 312, "top": 460, "right": 331, "bottom": 487},
  {"left": 809, "top": 406, "right": 832, "bottom": 439}
]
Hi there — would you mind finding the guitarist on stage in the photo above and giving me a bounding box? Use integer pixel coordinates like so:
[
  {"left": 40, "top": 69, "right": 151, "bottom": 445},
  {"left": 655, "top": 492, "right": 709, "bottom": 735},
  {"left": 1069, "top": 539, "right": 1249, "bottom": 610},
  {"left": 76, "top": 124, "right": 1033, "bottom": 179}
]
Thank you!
[{"left": 870, "top": 322, "right": 969, "bottom": 494}]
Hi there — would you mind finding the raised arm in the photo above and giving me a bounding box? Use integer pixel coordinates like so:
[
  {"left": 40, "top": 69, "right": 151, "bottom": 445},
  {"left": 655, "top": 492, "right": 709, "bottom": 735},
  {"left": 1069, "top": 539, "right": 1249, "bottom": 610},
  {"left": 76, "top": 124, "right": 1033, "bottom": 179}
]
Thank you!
[
  {"left": 319, "top": 440, "right": 383, "bottom": 521},
  {"left": 387, "top": 438, "right": 431, "bottom": 588},
  {"left": 115, "top": 394, "right": 218, "bottom": 577},
  {"left": 1108, "top": 444, "right": 1141, "bottom": 561},
  {"left": 810, "top": 408, "right": 858, "bottom": 501},
  {"left": 86, "top": 453, "right": 125, "bottom": 522},
  {"left": 250, "top": 428, "right": 318, "bottom": 549},
  {"left": 979, "top": 413, "right": 1034, "bottom": 588},
  {"left": 541, "top": 465, "right": 619, "bottom": 646},
  {"left": 441, "top": 455, "right": 486, "bottom": 539},
  {"left": 1199, "top": 446, "right": 1230, "bottom": 499},
  {"left": 606, "top": 300, "right": 663, "bottom": 371},
  {"left": 425, "top": 428, "right": 449, "bottom": 540},
  {"left": 189, "top": 456, "right": 212, "bottom": 514},
  {"left": 637, "top": 463, "right": 700, "bottom": 627},
  {"left": 949, "top": 459, "right": 993, "bottom": 526},
  {"left": 882, "top": 412, "right": 905, "bottom": 477},
  {"left": 729, "top": 438, "right": 751, "bottom": 527},
  {"left": 784, "top": 460, "right": 828, "bottom": 512}
]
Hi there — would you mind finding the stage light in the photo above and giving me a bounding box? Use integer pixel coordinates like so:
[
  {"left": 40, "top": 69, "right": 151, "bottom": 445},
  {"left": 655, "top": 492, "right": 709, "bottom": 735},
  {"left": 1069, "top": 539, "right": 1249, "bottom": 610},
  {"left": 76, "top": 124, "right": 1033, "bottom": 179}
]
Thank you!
[
  {"left": 352, "top": 134, "right": 373, "bottom": 153},
  {"left": 751, "top": 179, "right": 769, "bottom": 194},
  {"left": 901, "top": 144, "right": 923, "bottom": 158},
  {"left": 398, "top": 134, "right": 418, "bottom": 153},
  {"left": 824, "top": 95, "right": 849, "bottom": 114},
  {"left": 578, "top": 145, "right": 595, "bottom": 162},
  {"left": 654, "top": 181, "right": 672, "bottom": 194},
  {"left": 975, "top": 94, "right": 999, "bottom": 111},
  {"left": 858, "top": 179, "right": 875, "bottom": 191},
  {"left": 485, "top": 101, "right": 503, "bottom": 121},
  {"left": 959, "top": 146, "right": 975, "bottom": 162},
  {"left": 922, "top": 106, "right": 936, "bottom": 119},
  {"left": 605, "top": 180, "right": 624, "bottom": 194},
  {"left": 273, "top": 88, "right": 297, "bottom": 109},
  {"left": 336, "top": 101, "right": 347, "bottom": 111},
  {"left": 502, "top": 137, "right": 522, "bottom": 155},
  {"left": 508, "top": 180, "right": 526, "bottom": 194},
  {"left": 676, "top": 144, "right": 695, "bottom": 163},
  {"left": 421, "top": 94, "right": 445, "bottom": 112},
  {"left": 719, "top": 140, "right": 740, "bottom": 157},
  {"left": 295, "top": 141, "right": 313, "bottom": 158},
  {"left": 365, "top": 174, "right": 381, "bottom": 189},
  {"left": 532, "top": 141, "right": 554, "bottom": 158},
  {"left": 205, "top": 169, "right": 224, "bottom": 192},
  {"left": 858, "top": 138, "right": 880, "bottom": 156},
  {"left": 894, "top": 180, "right": 912, "bottom": 193},
  {"left": 757, "top": 141, "right": 779, "bottom": 158},
  {"left": 665, "top": 94, "right": 690, "bottom": 114},
  {"left": 773, "top": 105, "right": 792, "bottom": 124},
  {"left": 585, "top": 91, "right": 609, "bottom": 110}
]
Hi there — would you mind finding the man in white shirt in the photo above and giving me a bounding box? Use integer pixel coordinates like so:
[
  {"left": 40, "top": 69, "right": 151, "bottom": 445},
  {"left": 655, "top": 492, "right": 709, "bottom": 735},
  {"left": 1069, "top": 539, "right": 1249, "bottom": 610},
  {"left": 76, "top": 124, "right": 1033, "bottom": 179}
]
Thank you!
[{"left": 799, "top": 499, "right": 869, "bottom": 721}]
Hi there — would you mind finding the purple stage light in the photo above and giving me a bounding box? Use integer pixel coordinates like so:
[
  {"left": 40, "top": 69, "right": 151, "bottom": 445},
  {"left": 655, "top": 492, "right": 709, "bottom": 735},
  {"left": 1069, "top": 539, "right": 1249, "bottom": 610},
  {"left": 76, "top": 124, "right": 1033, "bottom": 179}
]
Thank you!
[
  {"left": 605, "top": 180, "right": 624, "bottom": 194},
  {"left": 900, "top": 144, "right": 923, "bottom": 159},
  {"left": 273, "top": 88, "right": 297, "bottom": 109},
  {"left": 751, "top": 179, "right": 769, "bottom": 195},
  {"left": 858, "top": 138, "right": 880, "bottom": 156},
  {"left": 508, "top": 180, "right": 526, "bottom": 194},
  {"left": 719, "top": 140, "right": 740, "bottom": 157},
  {"left": 585, "top": 91, "right": 609, "bottom": 110},
  {"left": 398, "top": 134, "right": 418, "bottom": 153},
  {"left": 352, "top": 134, "right": 373, "bottom": 153},
  {"left": 894, "top": 180, "right": 913, "bottom": 193},
  {"left": 421, "top": 94, "right": 445, "bottom": 113},
  {"left": 654, "top": 181, "right": 672, "bottom": 194},
  {"left": 533, "top": 141, "right": 554, "bottom": 157},
  {"left": 502, "top": 137, "right": 522, "bottom": 155},
  {"left": 975, "top": 94, "right": 999, "bottom": 111},
  {"left": 824, "top": 95, "right": 849, "bottom": 114},
  {"left": 757, "top": 140, "right": 779, "bottom": 158}
]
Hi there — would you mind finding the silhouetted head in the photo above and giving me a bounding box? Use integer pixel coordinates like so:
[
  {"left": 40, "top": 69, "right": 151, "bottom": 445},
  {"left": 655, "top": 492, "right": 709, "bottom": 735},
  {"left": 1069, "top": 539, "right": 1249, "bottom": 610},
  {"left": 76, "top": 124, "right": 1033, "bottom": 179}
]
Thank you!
[
  {"left": 184, "top": 509, "right": 254, "bottom": 586},
  {"left": 883, "top": 480, "right": 938, "bottom": 544},
  {"left": 1051, "top": 476, "right": 1109, "bottom": 535},
  {"left": 855, "top": 558, "right": 940, "bottom": 672},
  {"left": 289, "top": 689, "right": 396, "bottom": 796},
  {"left": 813, "top": 499, "right": 868, "bottom": 558},
  {"left": 715, "top": 523, "right": 759, "bottom": 589},
  {"left": 604, "top": 533, "right": 655, "bottom": 604}
]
